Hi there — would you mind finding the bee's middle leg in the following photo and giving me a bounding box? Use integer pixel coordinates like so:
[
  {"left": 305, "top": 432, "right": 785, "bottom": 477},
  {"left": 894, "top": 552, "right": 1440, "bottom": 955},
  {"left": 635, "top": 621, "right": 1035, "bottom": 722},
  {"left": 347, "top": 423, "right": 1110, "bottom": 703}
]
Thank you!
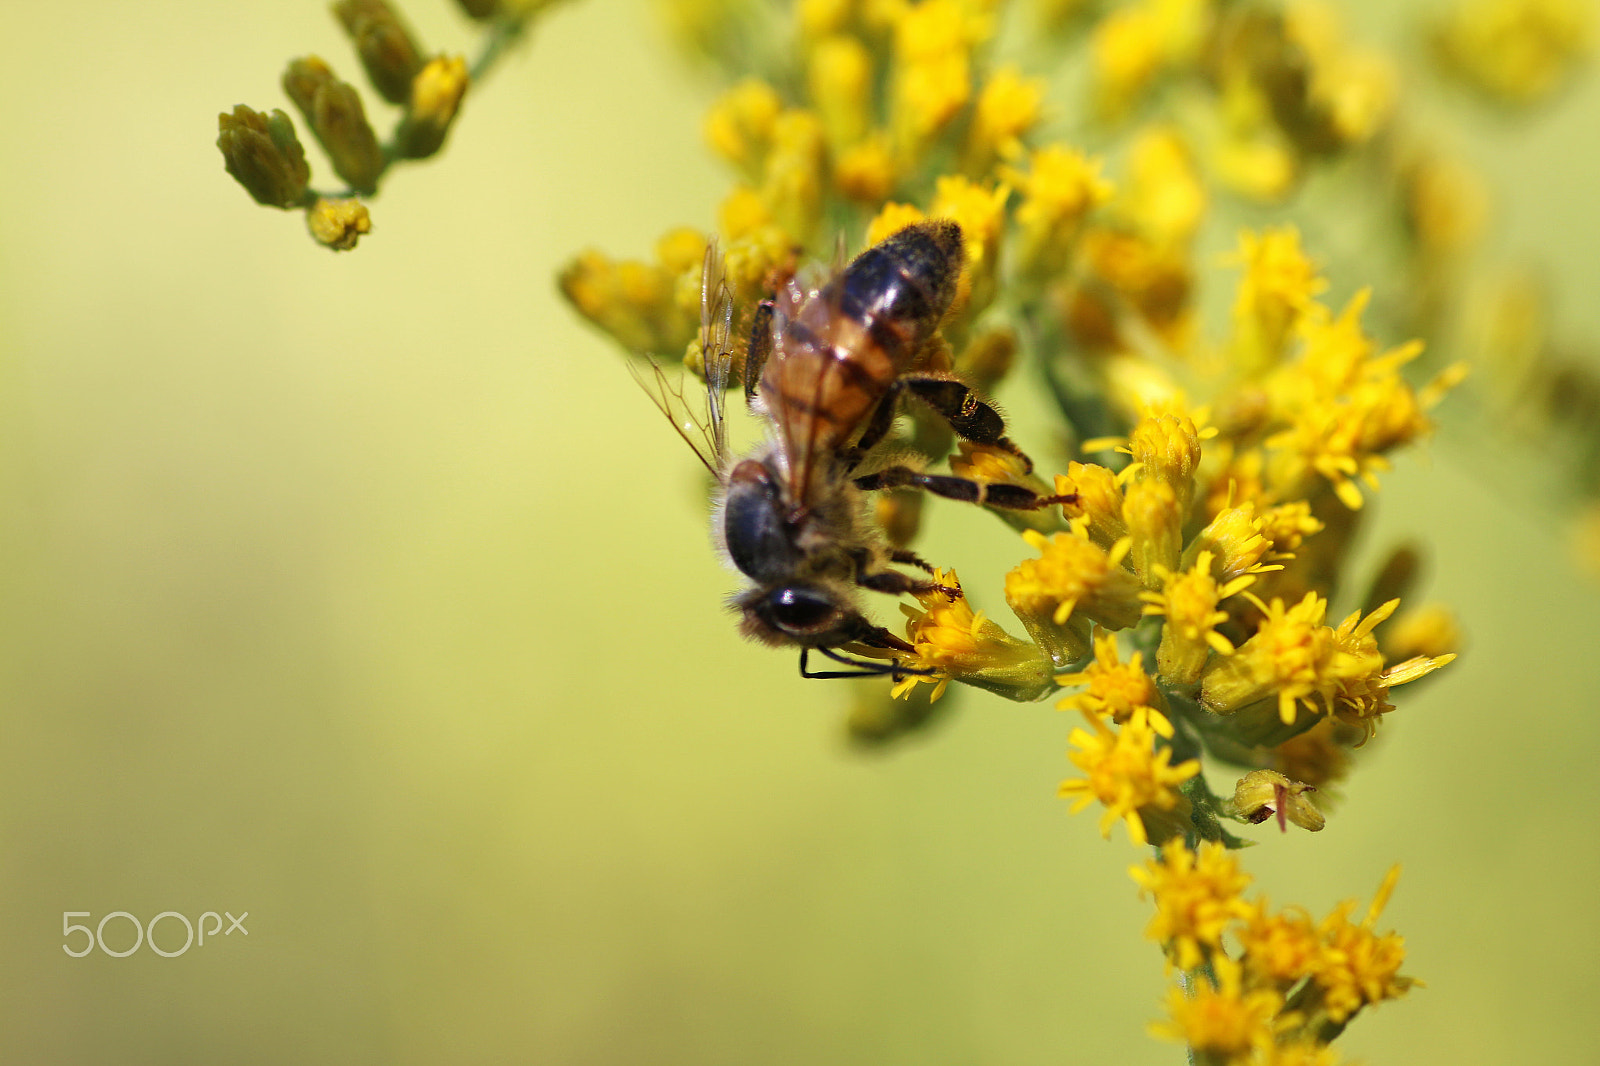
[
  {"left": 847, "top": 547, "right": 961, "bottom": 600},
  {"left": 901, "top": 374, "right": 1034, "bottom": 473}
]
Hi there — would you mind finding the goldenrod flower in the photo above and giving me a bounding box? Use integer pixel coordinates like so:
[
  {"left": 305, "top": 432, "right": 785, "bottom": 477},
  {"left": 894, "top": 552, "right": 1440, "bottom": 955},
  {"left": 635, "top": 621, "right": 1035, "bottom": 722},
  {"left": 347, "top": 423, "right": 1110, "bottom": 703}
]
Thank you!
[
  {"left": 396, "top": 55, "right": 469, "bottom": 160},
  {"left": 1130, "top": 840, "right": 1253, "bottom": 971},
  {"left": 1005, "top": 144, "right": 1114, "bottom": 277},
  {"left": 1059, "top": 707, "right": 1198, "bottom": 845},
  {"left": 865, "top": 201, "right": 928, "bottom": 246},
  {"left": 891, "top": 0, "right": 986, "bottom": 155},
  {"left": 1123, "top": 478, "right": 1183, "bottom": 589},
  {"left": 306, "top": 196, "right": 372, "bottom": 250},
  {"left": 1054, "top": 463, "right": 1127, "bottom": 550},
  {"left": 962, "top": 65, "right": 1045, "bottom": 175},
  {"left": 930, "top": 175, "right": 1010, "bottom": 313},
  {"left": 891, "top": 569, "right": 1055, "bottom": 702},
  {"left": 1199, "top": 591, "right": 1356, "bottom": 728},
  {"left": 1223, "top": 769, "right": 1325, "bottom": 832},
  {"left": 1006, "top": 526, "right": 1142, "bottom": 665},
  {"left": 1184, "top": 503, "right": 1283, "bottom": 584},
  {"left": 834, "top": 134, "right": 898, "bottom": 204},
  {"left": 808, "top": 34, "right": 874, "bottom": 149},
  {"left": 1120, "top": 125, "right": 1206, "bottom": 246},
  {"left": 1430, "top": 0, "right": 1593, "bottom": 105},
  {"left": 1055, "top": 628, "right": 1166, "bottom": 729},
  {"left": 559, "top": 242, "right": 700, "bottom": 356},
  {"left": 761, "top": 109, "right": 828, "bottom": 242},
  {"left": 705, "top": 78, "right": 784, "bottom": 173},
  {"left": 1304, "top": 867, "right": 1415, "bottom": 1026},
  {"left": 1149, "top": 953, "right": 1291, "bottom": 1062},
  {"left": 217, "top": 105, "right": 311, "bottom": 209},
  {"left": 1141, "top": 550, "right": 1254, "bottom": 686},
  {"left": 1235, "top": 897, "right": 1323, "bottom": 989},
  {"left": 1230, "top": 227, "right": 1327, "bottom": 372},
  {"left": 1380, "top": 603, "right": 1461, "bottom": 661}
]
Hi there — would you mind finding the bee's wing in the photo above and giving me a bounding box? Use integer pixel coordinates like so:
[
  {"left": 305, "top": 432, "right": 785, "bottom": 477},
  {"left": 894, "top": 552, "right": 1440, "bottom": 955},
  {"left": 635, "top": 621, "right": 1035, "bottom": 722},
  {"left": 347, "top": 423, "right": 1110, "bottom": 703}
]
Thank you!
[{"left": 629, "top": 241, "right": 735, "bottom": 479}]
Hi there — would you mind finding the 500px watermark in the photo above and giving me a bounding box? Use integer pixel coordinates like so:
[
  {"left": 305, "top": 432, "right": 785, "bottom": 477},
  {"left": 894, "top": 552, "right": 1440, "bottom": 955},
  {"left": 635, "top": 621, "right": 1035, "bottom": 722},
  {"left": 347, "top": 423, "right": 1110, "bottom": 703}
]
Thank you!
[{"left": 62, "top": 911, "right": 249, "bottom": 958}]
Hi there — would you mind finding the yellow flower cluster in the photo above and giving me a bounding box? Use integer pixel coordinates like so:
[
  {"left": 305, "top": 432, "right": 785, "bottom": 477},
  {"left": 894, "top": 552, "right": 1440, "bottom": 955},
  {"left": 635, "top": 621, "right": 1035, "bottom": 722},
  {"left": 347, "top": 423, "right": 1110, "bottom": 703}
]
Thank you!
[
  {"left": 554, "top": 0, "right": 1469, "bottom": 1060},
  {"left": 1140, "top": 841, "right": 1416, "bottom": 1061}
]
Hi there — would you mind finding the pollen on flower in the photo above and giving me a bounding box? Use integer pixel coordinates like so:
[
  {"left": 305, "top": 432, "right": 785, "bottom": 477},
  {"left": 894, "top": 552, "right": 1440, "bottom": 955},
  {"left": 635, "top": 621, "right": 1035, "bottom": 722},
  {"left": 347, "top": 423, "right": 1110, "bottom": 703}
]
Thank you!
[
  {"left": 1236, "top": 896, "right": 1324, "bottom": 988},
  {"left": 1200, "top": 591, "right": 1352, "bottom": 726},
  {"left": 1054, "top": 464, "right": 1127, "bottom": 549},
  {"left": 1059, "top": 707, "right": 1199, "bottom": 845},
  {"left": 1131, "top": 840, "right": 1253, "bottom": 971}
]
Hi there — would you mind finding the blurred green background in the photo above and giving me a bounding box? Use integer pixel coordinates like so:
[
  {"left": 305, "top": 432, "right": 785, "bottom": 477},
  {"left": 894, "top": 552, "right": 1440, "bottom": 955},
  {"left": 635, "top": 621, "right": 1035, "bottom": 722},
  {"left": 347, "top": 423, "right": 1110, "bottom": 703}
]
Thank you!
[{"left": 1, "top": 0, "right": 1598, "bottom": 1062}]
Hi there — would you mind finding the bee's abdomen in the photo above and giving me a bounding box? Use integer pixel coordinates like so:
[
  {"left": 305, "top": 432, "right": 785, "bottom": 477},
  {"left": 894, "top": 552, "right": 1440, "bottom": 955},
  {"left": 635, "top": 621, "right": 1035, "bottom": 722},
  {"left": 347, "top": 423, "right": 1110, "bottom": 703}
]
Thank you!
[{"left": 830, "top": 219, "right": 963, "bottom": 364}]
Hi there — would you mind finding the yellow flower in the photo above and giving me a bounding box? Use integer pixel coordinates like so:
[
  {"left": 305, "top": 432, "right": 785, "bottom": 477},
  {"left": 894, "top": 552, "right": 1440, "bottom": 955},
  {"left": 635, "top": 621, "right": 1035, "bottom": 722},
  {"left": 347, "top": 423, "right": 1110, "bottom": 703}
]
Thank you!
[
  {"left": 930, "top": 174, "right": 1011, "bottom": 313},
  {"left": 1199, "top": 591, "right": 1357, "bottom": 727},
  {"left": 1005, "top": 526, "right": 1142, "bottom": 665},
  {"left": 834, "top": 133, "right": 898, "bottom": 204},
  {"left": 1054, "top": 463, "right": 1127, "bottom": 550},
  {"left": 1141, "top": 551, "right": 1254, "bottom": 686},
  {"left": 1005, "top": 144, "right": 1114, "bottom": 277},
  {"left": 1120, "top": 125, "right": 1206, "bottom": 245},
  {"left": 705, "top": 78, "right": 784, "bottom": 173},
  {"left": 1306, "top": 866, "right": 1416, "bottom": 1025},
  {"left": 1149, "top": 954, "right": 1290, "bottom": 1062},
  {"left": 1055, "top": 628, "right": 1167, "bottom": 729},
  {"left": 1122, "top": 479, "right": 1183, "bottom": 589},
  {"left": 1230, "top": 227, "right": 1327, "bottom": 372},
  {"left": 890, "top": 569, "right": 1055, "bottom": 702},
  {"left": 1130, "top": 840, "right": 1253, "bottom": 971},
  {"left": 1184, "top": 502, "right": 1284, "bottom": 584},
  {"left": 962, "top": 65, "right": 1045, "bottom": 174},
  {"left": 865, "top": 201, "right": 927, "bottom": 247},
  {"left": 808, "top": 34, "right": 874, "bottom": 149},
  {"left": 1380, "top": 604, "right": 1461, "bottom": 661},
  {"left": 1059, "top": 707, "right": 1198, "bottom": 845},
  {"left": 306, "top": 196, "right": 372, "bottom": 250},
  {"left": 761, "top": 109, "right": 828, "bottom": 242},
  {"left": 1430, "top": 0, "right": 1594, "bottom": 105},
  {"left": 1235, "top": 897, "right": 1323, "bottom": 988}
]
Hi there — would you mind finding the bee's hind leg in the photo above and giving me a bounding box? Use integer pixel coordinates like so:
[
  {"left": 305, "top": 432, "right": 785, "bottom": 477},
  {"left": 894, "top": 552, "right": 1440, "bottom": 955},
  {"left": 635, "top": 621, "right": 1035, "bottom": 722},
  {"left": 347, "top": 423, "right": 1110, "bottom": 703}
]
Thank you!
[
  {"left": 900, "top": 374, "right": 1035, "bottom": 473},
  {"left": 854, "top": 467, "right": 1078, "bottom": 512}
]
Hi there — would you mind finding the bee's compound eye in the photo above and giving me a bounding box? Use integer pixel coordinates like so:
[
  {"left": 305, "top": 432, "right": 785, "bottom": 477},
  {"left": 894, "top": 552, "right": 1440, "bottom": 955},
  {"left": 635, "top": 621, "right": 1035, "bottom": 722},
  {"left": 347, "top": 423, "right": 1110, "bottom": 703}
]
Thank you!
[{"left": 766, "top": 586, "right": 843, "bottom": 635}]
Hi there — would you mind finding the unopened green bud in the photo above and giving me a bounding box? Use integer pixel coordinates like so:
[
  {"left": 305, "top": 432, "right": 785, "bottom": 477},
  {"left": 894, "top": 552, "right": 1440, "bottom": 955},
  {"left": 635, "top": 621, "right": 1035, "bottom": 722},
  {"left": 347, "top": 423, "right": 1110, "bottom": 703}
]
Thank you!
[
  {"left": 307, "top": 197, "right": 372, "bottom": 251},
  {"left": 333, "top": 0, "right": 425, "bottom": 106},
  {"left": 395, "top": 56, "right": 470, "bottom": 159},
  {"left": 283, "top": 56, "right": 386, "bottom": 193},
  {"left": 453, "top": 0, "right": 500, "bottom": 18},
  {"left": 217, "top": 105, "right": 310, "bottom": 208}
]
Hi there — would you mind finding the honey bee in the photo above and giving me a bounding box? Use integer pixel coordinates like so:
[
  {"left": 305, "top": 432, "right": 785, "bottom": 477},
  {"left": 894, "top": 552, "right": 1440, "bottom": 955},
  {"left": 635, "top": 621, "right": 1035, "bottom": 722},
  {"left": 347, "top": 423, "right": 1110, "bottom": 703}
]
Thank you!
[{"left": 641, "top": 220, "right": 1073, "bottom": 678}]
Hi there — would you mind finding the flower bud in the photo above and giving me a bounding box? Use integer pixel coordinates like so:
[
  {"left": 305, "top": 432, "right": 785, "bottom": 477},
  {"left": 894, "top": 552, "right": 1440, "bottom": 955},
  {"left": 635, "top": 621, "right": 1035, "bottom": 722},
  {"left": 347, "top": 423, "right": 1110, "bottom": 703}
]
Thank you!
[
  {"left": 334, "top": 0, "right": 426, "bottom": 106},
  {"left": 396, "top": 55, "right": 470, "bottom": 160},
  {"left": 217, "top": 105, "right": 311, "bottom": 208},
  {"left": 283, "top": 57, "right": 385, "bottom": 193}
]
